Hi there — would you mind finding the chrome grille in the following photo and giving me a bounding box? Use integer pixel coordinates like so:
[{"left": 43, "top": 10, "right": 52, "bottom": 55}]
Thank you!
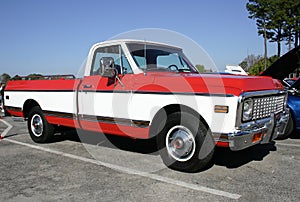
[{"left": 252, "top": 95, "right": 285, "bottom": 120}]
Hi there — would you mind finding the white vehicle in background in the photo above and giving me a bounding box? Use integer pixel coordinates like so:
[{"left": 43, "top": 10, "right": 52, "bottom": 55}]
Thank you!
[{"left": 225, "top": 65, "right": 248, "bottom": 75}]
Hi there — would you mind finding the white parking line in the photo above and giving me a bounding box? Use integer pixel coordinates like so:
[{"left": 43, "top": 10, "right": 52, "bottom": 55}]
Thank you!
[
  {"left": 276, "top": 142, "right": 300, "bottom": 148},
  {"left": 0, "top": 118, "right": 13, "bottom": 138},
  {"left": 0, "top": 119, "right": 241, "bottom": 200}
]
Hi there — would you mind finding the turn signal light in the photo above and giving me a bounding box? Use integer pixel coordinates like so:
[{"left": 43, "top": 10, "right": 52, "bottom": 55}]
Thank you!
[
  {"left": 252, "top": 133, "right": 262, "bottom": 143},
  {"left": 214, "top": 105, "right": 229, "bottom": 113}
]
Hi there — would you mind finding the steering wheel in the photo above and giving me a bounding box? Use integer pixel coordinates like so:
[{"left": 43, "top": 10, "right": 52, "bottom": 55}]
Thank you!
[{"left": 167, "top": 64, "right": 179, "bottom": 71}]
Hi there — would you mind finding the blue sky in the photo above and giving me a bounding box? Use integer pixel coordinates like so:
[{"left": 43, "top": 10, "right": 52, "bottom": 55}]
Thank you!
[{"left": 0, "top": 0, "right": 283, "bottom": 76}]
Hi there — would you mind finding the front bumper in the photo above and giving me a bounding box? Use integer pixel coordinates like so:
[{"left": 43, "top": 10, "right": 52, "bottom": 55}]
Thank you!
[{"left": 214, "top": 108, "right": 290, "bottom": 151}]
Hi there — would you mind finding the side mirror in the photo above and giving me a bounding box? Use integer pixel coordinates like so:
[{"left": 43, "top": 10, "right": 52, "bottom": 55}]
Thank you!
[
  {"left": 100, "top": 57, "right": 116, "bottom": 78},
  {"left": 102, "top": 68, "right": 116, "bottom": 78}
]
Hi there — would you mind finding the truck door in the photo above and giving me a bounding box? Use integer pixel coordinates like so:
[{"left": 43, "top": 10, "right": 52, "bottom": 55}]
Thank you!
[{"left": 78, "top": 44, "right": 134, "bottom": 134}]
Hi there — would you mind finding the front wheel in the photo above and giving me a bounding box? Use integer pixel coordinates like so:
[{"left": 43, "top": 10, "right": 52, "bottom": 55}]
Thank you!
[
  {"left": 27, "top": 106, "right": 55, "bottom": 143},
  {"left": 157, "top": 112, "right": 215, "bottom": 172}
]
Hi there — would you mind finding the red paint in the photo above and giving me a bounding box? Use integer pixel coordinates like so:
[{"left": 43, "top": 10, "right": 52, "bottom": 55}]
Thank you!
[
  {"left": 46, "top": 116, "right": 77, "bottom": 128},
  {"left": 5, "top": 79, "right": 78, "bottom": 91},
  {"left": 6, "top": 110, "right": 23, "bottom": 117},
  {"left": 138, "top": 72, "right": 283, "bottom": 96},
  {"left": 78, "top": 120, "right": 149, "bottom": 139},
  {"left": 45, "top": 115, "right": 149, "bottom": 139},
  {"left": 216, "top": 141, "right": 230, "bottom": 147},
  {"left": 6, "top": 73, "right": 283, "bottom": 96},
  {"left": 5, "top": 72, "right": 283, "bottom": 140}
]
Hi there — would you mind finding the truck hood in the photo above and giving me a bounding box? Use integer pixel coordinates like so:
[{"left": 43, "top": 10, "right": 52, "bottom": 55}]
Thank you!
[
  {"left": 147, "top": 72, "right": 282, "bottom": 96},
  {"left": 261, "top": 46, "right": 300, "bottom": 80}
]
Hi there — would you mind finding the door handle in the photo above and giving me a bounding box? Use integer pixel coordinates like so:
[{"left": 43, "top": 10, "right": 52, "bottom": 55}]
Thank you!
[{"left": 83, "top": 84, "right": 92, "bottom": 88}]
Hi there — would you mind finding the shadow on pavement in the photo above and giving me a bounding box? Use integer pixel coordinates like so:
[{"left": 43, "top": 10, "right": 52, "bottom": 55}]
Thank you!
[
  {"left": 52, "top": 129, "right": 277, "bottom": 170},
  {"left": 213, "top": 142, "right": 277, "bottom": 168},
  {"left": 52, "top": 129, "right": 159, "bottom": 155},
  {"left": 1, "top": 116, "right": 280, "bottom": 172},
  {"left": 290, "top": 132, "right": 300, "bottom": 139}
]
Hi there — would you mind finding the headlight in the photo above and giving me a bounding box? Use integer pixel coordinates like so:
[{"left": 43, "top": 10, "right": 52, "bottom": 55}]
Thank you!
[{"left": 242, "top": 99, "right": 253, "bottom": 122}]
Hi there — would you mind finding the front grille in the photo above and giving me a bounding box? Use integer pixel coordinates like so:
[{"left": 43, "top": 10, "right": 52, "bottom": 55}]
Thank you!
[{"left": 252, "top": 95, "right": 285, "bottom": 120}]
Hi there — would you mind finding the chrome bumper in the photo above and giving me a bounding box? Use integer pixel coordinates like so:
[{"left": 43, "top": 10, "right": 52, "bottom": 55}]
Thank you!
[{"left": 215, "top": 109, "right": 290, "bottom": 151}]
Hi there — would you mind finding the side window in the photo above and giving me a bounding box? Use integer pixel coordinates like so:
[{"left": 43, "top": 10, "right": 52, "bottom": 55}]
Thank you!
[
  {"left": 121, "top": 53, "right": 133, "bottom": 74},
  {"left": 91, "top": 45, "right": 133, "bottom": 75}
]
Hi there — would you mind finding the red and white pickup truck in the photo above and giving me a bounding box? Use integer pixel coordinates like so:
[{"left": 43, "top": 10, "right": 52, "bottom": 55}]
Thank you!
[{"left": 4, "top": 40, "right": 289, "bottom": 172}]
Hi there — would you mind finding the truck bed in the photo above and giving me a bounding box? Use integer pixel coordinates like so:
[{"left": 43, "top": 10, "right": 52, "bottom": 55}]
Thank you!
[
  {"left": 4, "top": 78, "right": 79, "bottom": 123},
  {"left": 5, "top": 75, "right": 78, "bottom": 92}
]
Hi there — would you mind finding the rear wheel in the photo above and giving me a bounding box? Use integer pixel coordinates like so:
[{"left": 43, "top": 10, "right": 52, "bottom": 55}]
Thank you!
[
  {"left": 4, "top": 109, "right": 10, "bottom": 117},
  {"left": 27, "top": 106, "right": 55, "bottom": 143},
  {"left": 157, "top": 112, "right": 215, "bottom": 172}
]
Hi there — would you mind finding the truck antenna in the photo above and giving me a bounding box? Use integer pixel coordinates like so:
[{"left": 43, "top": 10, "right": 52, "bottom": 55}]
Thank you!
[{"left": 144, "top": 39, "right": 147, "bottom": 76}]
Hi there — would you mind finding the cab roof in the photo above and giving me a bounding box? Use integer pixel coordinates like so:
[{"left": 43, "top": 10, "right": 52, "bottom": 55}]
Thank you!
[{"left": 92, "top": 39, "right": 182, "bottom": 51}]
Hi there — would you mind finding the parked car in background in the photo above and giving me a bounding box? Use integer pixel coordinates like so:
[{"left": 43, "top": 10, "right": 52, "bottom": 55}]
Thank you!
[{"left": 261, "top": 46, "right": 300, "bottom": 139}]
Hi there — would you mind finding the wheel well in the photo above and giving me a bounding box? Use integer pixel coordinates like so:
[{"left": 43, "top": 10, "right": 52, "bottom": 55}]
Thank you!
[
  {"left": 23, "top": 99, "right": 40, "bottom": 118},
  {"left": 149, "top": 104, "right": 209, "bottom": 138}
]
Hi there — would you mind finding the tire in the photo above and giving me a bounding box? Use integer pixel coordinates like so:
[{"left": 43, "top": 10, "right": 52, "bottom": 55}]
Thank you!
[
  {"left": 157, "top": 112, "right": 215, "bottom": 172},
  {"left": 27, "top": 106, "right": 55, "bottom": 143},
  {"left": 4, "top": 108, "right": 10, "bottom": 117},
  {"left": 276, "top": 115, "right": 294, "bottom": 140}
]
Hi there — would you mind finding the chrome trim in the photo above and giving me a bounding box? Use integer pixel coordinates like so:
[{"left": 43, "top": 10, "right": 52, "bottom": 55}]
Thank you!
[
  {"left": 31, "top": 114, "right": 44, "bottom": 137},
  {"left": 166, "top": 125, "right": 196, "bottom": 162},
  {"left": 215, "top": 108, "right": 289, "bottom": 151},
  {"left": 235, "top": 90, "right": 287, "bottom": 128},
  {"left": 274, "top": 108, "right": 290, "bottom": 136},
  {"left": 79, "top": 114, "right": 150, "bottom": 128}
]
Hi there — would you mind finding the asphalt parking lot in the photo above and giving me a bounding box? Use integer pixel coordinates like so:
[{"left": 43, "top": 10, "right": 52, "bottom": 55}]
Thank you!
[{"left": 0, "top": 115, "right": 299, "bottom": 201}]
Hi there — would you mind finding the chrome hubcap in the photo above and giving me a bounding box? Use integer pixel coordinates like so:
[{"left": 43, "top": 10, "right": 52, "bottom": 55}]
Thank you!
[
  {"left": 31, "top": 114, "right": 43, "bottom": 137},
  {"left": 166, "top": 125, "right": 196, "bottom": 162}
]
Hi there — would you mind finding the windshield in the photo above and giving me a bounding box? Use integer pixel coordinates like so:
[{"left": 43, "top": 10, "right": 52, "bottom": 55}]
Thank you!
[
  {"left": 126, "top": 43, "right": 198, "bottom": 73},
  {"left": 284, "top": 79, "right": 295, "bottom": 86},
  {"left": 282, "top": 78, "right": 300, "bottom": 90}
]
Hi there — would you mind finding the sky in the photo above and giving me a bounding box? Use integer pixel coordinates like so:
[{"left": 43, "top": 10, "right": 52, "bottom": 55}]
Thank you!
[{"left": 0, "top": 0, "right": 285, "bottom": 77}]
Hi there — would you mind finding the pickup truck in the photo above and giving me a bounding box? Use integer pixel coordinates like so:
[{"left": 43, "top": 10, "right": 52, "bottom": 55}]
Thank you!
[{"left": 4, "top": 39, "right": 289, "bottom": 172}]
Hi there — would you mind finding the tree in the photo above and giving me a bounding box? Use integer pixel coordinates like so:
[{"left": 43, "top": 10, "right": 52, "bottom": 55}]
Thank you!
[
  {"left": 248, "top": 55, "right": 278, "bottom": 75},
  {"left": 282, "top": 0, "right": 300, "bottom": 49},
  {"left": 195, "top": 64, "right": 205, "bottom": 73},
  {"left": 247, "top": 0, "right": 271, "bottom": 70},
  {"left": 265, "top": 0, "right": 291, "bottom": 57},
  {"left": 0, "top": 73, "right": 11, "bottom": 84},
  {"left": 239, "top": 61, "right": 248, "bottom": 70},
  {"left": 11, "top": 75, "right": 22, "bottom": 80},
  {"left": 247, "top": 0, "right": 300, "bottom": 60},
  {"left": 26, "top": 73, "right": 44, "bottom": 80},
  {"left": 239, "top": 54, "right": 263, "bottom": 71}
]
